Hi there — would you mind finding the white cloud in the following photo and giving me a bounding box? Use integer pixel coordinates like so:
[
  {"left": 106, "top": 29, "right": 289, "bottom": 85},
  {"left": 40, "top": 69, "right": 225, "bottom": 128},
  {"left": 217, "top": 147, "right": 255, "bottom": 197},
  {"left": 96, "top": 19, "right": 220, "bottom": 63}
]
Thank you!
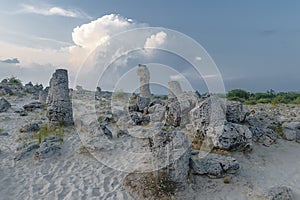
[
  {"left": 20, "top": 4, "right": 91, "bottom": 19},
  {"left": 144, "top": 31, "right": 167, "bottom": 49},
  {"left": 69, "top": 14, "right": 147, "bottom": 69},
  {"left": 195, "top": 56, "right": 202, "bottom": 61}
]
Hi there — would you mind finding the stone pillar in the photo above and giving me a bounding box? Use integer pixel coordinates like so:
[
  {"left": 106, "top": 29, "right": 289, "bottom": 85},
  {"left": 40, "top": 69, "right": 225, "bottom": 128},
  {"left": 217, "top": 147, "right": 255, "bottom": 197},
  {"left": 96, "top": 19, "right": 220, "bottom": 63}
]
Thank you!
[
  {"left": 39, "top": 87, "right": 49, "bottom": 104},
  {"left": 137, "top": 64, "right": 151, "bottom": 98},
  {"left": 46, "top": 69, "right": 74, "bottom": 126},
  {"left": 168, "top": 81, "right": 183, "bottom": 99}
]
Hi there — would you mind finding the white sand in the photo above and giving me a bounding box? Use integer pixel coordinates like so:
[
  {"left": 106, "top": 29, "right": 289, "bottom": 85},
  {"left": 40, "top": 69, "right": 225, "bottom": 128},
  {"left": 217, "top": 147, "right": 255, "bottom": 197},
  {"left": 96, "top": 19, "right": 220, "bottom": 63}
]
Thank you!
[{"left": 1, "top": 95, "right": 299, "bottom": 199}]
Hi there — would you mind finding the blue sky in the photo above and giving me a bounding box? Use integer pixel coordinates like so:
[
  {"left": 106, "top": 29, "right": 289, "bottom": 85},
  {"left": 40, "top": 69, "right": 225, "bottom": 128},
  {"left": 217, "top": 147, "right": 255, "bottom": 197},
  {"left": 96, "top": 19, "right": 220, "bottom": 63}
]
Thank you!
[{"left": 0, "top": 0, "right": 299, "bottom": 92}]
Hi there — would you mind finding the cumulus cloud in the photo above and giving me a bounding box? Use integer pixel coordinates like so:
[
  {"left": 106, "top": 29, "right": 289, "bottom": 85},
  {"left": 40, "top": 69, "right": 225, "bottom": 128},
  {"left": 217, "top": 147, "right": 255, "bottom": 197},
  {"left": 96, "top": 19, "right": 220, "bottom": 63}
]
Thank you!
[
  {"left": 20, "top": 4, "right": 91, "bottom": 19},
  {"left": 69, "top": 14, "right": 147, "bottom": 68},
  {"left": 144, "top": 31, "right": 167, "bottom": 49}
]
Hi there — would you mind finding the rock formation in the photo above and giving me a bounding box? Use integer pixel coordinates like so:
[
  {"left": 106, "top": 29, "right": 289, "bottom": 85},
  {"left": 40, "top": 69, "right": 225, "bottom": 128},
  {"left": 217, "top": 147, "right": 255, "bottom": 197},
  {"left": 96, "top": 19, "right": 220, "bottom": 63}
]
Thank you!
[
  {"left": 168, "top": 81, "right": 183, "bottom": 99},
  {"left": 46, "top": 69, "right": 74, "bottom": 126},
  {"left": 0, "top": 98, "right": 11, "bottom": 112},
  {"left": 137, "top": 64, "right": 151, "bottom": 98}
]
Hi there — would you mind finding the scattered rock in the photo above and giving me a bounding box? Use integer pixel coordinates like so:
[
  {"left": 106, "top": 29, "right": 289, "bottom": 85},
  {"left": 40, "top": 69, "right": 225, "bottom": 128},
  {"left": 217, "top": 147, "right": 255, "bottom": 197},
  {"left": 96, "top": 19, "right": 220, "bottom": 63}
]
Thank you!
[
  {"left": 14, "top": 142, "right": 40, "bottom": 161},
  {"left": 23, "top": 101, "right": 44, "bottom": 111},
  {"left": 0, "top": 132, "right": 9, "bottom": 136},
  {"left": 20, "top": 122, "right": 40, "bottom": 133},
  {"left": 265, "top": 186, "right": 294, "bottom": 200},
  {"left": 0, "top": 98, "right": 11, "bottom": 112},
  {"left": 116, "top": 129, "right": 129, "bottom": 138},
  {"left": 148, "top": 104, "right": 166, "bottom": 122},
  {"left": 249, "top": 126, "right": 277, "bottom": 146},
  {"left": 190, "top": 153, "right": 239, "bottom": 178},
  {"left": 46, "top": 69, "right": 74, "bottom": 126},
  {"left": 223, "top": 176, "right": 231, "bottom": 184},
  {"left": 38, "top": 136, "right": 62, "bottom": 158}
]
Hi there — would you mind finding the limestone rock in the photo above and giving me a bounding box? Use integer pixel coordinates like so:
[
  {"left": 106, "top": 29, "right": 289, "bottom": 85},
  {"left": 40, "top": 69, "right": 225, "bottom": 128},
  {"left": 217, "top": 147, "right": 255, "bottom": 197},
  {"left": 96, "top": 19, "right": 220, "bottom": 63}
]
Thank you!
[
  {"left": 137, "top": 64, "right": 151, "bottom": 98},
  {"left": 168, "top": 81, "right": 183, "bottom": 99},
  {"left": 190, "top": 153, "right": 239, "bottom": 178},
  {"left": 226, "top": 100, "right": 248, "bottom": 123},
  {"left": 265, "top": 186, "right": 294, "bottom": 200},
  {"left": 282, "top": 122, "right": 300, "bottom": 142},
  {"left": 137, "top": 96, "right": 150, "bottom": 111},
  {"left": 39, "top": 87, "right": 49, "bottom": 103},
  {"left": 165, "top": 98, "right": 181, "bottom": 127},
  {"left": 0, "top": 98, "right": 11, "bottom": 112},
  {"left": 20, "top": 122, "right": 40, "bottom": 133},
  {"left": 46, "top": 69, "right": 74, "bottom": 126},
  {"left": 249, "top": 126, "right": 277, "bottom": 146},
  {"left": 148, "top": 104, "right": 166, "bottom": 122},
  {"left": 23, "top": 101, "right": 44, "bottom": 111},
  {"left": 149, "top": 130, "right": 191, "bottom": 182}
]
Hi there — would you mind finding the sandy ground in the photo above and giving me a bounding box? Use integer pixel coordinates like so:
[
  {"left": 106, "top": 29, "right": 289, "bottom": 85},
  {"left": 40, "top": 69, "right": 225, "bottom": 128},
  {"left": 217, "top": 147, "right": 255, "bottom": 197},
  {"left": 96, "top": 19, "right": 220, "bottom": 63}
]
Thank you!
[{"left": 0, "top": 95, "right": 299, "bottom": 200}]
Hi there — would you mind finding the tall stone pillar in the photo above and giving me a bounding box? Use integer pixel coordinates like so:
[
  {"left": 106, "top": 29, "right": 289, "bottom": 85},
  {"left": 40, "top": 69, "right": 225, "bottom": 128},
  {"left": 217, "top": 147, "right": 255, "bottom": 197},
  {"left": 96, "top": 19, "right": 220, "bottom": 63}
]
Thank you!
[
  {"left": 46, "top": 69, "right": 74, "bottom": 126},
  {"left": 168, "top": 81, "right": 183, "bottom": 99},
  {"left": 137, "top": 64, "right": 151, "bottom": 98}
]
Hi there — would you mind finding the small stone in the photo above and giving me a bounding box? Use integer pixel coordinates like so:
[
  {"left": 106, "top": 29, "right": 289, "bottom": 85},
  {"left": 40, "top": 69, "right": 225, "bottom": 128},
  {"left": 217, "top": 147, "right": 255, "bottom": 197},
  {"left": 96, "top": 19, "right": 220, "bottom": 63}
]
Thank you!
[{"left": 223, "top": 176, "right": 231, "bottom": 184}]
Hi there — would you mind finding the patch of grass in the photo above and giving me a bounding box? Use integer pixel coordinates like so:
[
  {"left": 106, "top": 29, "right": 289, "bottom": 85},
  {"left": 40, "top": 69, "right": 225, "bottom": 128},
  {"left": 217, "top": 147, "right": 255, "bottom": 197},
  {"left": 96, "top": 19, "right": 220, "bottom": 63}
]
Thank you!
[
  {"left": 112, "top": 89, "right": 126, "bottom": 100},
  {"left": 7, "top": 76, "right": 22, "bottom": 86},
  {"left": 33, "top": 124, "right": 64, "bottom": 144},
  {"left": 124, "top": 171, "right": 178, "bottom": 199},
  {"left": 78, "top": 145, "right": 89, "bottom": 154},
  {"left": 268, "top": 123, "right": 284, "bottom": 137}
]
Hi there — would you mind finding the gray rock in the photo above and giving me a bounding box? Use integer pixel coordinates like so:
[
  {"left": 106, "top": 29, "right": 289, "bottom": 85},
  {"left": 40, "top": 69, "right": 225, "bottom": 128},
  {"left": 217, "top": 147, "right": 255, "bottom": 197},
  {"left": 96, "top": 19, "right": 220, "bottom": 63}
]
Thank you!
[
  {"left": 282, "top": 122, "right": 300, "bottom": 142},
  {"left": 165, "top": 98, "right": 181, "bottom": 127},
  {"left": 0, "top": 98, "right": 11, "bottom": 112},
  {"left": 249, "top": 126, "right": 277, "bottom": 146},
  {"left": 177, "top": 92, "right": 198, "bottom": 126},
  {"left": 20, "top": 122, "right": 40, "bottom": 133},
  {"left": 46, "top": 69, "right": 74, "bottom": 126},
  {"left": 265, "top": 186, "right": 294, "bottom": 200},
  {"left": 39, "top": 87, "right": 49, "bottom": 103},
  {"left": 190, "top": 153, "right": 239, "bottom": 178},
  {"left": 23, "top": 101, "right": 44, "bottom": 111},
  {"left": 0, "top": 86, "right": 13, "bottom": 95},
  {"left": 226, "top": 100, "right": 248, "bottom": 123},
  {"left": 211, "top": 122, "right": 253, "bottom": 151},
  {"left": 137, "top": 64, "right": 151, "bottom": 98},
  {"left": 148, "top": 104, "right": 166, "bottom": 122},
  {"left": 0, "top": 132, "right": 9, "bottom": 136},
  {"left": 14, "top": 143, "right": 40, "bottom": 161},
  {"left": 130, "top": 112, "right": 150, "bottom": 125},
  {"left": 189, "top": 96, "right": 226, "bottom": 137},
  {"left": 168, "top": 81, "right": 183, "bottom": 99},
  {"left": 24, "top": 82, "right": 43, "bottom": 94},
  {"left": 99, "top": 124, "right": 113, "bottom": 139},
  {"left": 149, "top": 130, "right": 191, "bottom": 182},
  {"left": 137, "top": 96, "right": 150, "bottom": 111},
  {"left": 116, "top": 129, "right": 129, "bottom": 138},
  {"left": 38, "top": 136, "right": 61, "bottom": 158}
]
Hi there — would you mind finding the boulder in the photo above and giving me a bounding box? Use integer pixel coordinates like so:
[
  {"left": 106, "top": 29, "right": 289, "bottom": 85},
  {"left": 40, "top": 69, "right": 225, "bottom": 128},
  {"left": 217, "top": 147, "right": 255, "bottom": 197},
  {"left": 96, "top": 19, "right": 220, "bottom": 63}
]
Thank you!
[
  {"left": 165, "top": 98, "right": 181, "bottom": 127},
  {"left": 265, "top": 186, "right": 294, "bottom": 200},
  {"left": 23, "top": 101, "right": 44, "bottom": 111},
  {"left": 282, "top": 122, "right": 300, "bottom": 142},
  {"left": 148, "top": 104, "right": 166, "bottom": 122},
  {"left": 249, "top": 126, "right": 277, "bottom": 146},
  {"left": 46, "top": 69, "right": 74, "bottom": 126},
  {"left": 226, "top": 100, "right": 248, "bottom": 123},
  {"left": 20, "top": 122, "right": 40, "bottom": 133},
  {"left": 0, "top": 98, "right": 11, "bottom": 112},
  {"left": 149, "top": 130, "right": 192, "bottom": 182},
  {"left": 190, "top": 153, "right": 239, "bottom": 178}
]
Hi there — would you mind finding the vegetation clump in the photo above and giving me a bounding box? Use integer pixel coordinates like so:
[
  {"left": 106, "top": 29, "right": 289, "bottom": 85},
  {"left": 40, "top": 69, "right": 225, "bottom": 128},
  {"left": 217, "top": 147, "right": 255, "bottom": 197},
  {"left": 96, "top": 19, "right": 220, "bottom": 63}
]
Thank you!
[
  {"left": 33, "top": 124, "right": 64, "bottom": 144},
  {"left": 227, "top": 89, "right": 300, "bottom": 105}
]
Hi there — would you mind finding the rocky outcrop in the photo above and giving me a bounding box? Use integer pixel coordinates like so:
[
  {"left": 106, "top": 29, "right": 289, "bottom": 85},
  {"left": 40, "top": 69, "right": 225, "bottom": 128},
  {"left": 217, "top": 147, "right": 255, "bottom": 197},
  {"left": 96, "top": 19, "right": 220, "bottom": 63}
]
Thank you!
[
  {"left": 165, "top": 98, "right": 181, "bottom": 127},
  {"left": 149, "top": 130, "right": 191, "bottom": 183},
  {"left": 168, "top": 81, "right": 183, "bottom": 99},
  {"left": 189, "top": 96, "right": 252, "bottom": 151},
  {"left": 23, "top": 101, "right": 44, "bottom": 111},
  {"left": 282, "top": 122, "right": 300, "bottom": 142},
  {"left": 265, "top": 186, "right": 294, "bottom": 200},
  {"left": 137, "top": 64, "right": 151, "bottom": 98},
  {"left": 190, "top": 153, "right": 239, "bottom": 178},
  {"left": 148, "top": 104, "right": 166, "bottom": 122},
  {"left": 226, "top": 100, "right": 248, "bottom": 123},
  {"left": 248, "top": 126, "right": 277, "bottom": 146},
  {"left": 24, "top": 82, "right": 43, "bottom": 94},
  {"left": 46, "top": 69, "right": 74, "bottom": 126},
  {"left": 39, "top": 87, "right": 49, "bottom": 104},
  {"left": 0, "top": 98, "right": 11, "bottom": 112}
]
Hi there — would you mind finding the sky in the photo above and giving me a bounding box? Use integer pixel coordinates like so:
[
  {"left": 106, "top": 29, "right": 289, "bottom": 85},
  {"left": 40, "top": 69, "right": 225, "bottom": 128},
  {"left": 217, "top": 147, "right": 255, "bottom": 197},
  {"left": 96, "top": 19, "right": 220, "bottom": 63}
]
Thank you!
[{"left": 0, "top": 0, "right": 299, "bottom": 93}]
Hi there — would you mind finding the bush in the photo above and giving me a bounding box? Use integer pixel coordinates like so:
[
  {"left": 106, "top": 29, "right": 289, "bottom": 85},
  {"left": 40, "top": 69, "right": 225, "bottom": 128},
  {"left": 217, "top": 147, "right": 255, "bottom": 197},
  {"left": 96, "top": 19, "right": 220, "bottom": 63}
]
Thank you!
[
  {"left": 227, "top": 89, "right": 250, "bottom": 101},
  {"left": 34, "top": 124, "right": 64, "bottom": 144},
  {"left": 7, "top": 76, "right": 22, "bottom": 86}
]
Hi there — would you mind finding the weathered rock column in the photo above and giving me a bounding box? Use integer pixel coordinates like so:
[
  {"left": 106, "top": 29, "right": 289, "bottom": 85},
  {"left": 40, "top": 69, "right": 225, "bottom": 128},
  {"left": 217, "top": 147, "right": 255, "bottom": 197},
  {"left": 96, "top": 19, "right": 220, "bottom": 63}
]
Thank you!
[
  {"left": 46, "top": 69, "right": 74, "bottom": 126},
  {"left": 137, "top": 64, "right": 151, "bottom": 98},
  {"left": 168, "top": 81, "right": 183, "bottom": 99}
]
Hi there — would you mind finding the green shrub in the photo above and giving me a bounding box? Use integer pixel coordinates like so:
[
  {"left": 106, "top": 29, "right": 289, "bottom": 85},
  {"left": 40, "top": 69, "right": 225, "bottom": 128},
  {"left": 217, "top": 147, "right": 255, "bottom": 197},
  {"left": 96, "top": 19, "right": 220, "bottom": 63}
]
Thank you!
[
  {"left": 34, "top": 124, "right": 64, "bottom": 144},
  {"left": 7, "top": 76, "right": 22, "bottom": 86}
]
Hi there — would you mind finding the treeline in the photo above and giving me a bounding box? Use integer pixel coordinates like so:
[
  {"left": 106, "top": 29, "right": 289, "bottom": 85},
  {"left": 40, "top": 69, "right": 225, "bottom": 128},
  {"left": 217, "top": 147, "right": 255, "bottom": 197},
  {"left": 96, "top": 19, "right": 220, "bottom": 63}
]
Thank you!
[{"left": 227, "top": 89, "right": 300, "bottom": 104}]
